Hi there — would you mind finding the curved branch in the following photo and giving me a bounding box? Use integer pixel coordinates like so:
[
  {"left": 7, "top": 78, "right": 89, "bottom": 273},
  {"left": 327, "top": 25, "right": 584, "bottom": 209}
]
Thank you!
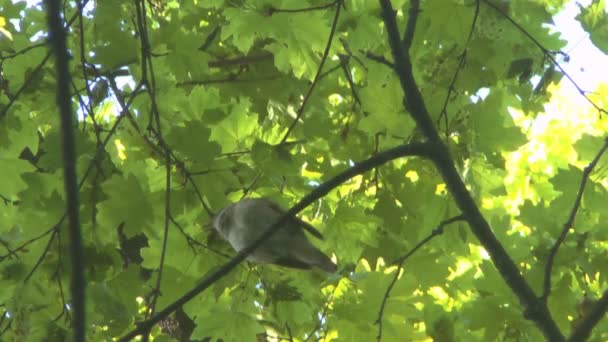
[
  {"left": 280, "top": 0, "right": 343, "bottom": 143},
  {"left": 568, "top": 288, "right": 608, "bottom": 341},
  {"left": 482, "top": 0, "right": 607, "bottom": 116},
  {"left": 117, "top": 141, "right": 436, "bottom": 341},
  {"left": 378, "top": 0, "right": 564, "bottom": 340},
  {"left": 268, "top": 0, "right": 340, "bottom": 15},
  {"left": 436, "top": 1, "right": 480, "bottom": 135},
  {"left": 1, "top": 0, "right": 92, "bottom": 120},
  {"left": 376, "top": 214, "right": 465, "bottom": 341},
  {"left": 401, "top": 0, "right": 420, "bottom": 51},
  {"left": 542, "top": 138, "right": 608, "bottom": 300}
]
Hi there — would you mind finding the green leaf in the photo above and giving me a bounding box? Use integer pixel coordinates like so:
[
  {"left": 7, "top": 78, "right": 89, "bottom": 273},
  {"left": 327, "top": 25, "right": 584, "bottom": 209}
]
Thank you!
[
  {"left": 166, "top": 120, "right": 222, "bottom": 163},
  {"left": 577, "top": 0, "right": 608, "bottom": 54},
  {"left": 210, "top": 97, "right": 257, "bottom": 152},
  {"left": 97, "top": 174, "right": 156, "bottom": 237},
  {"left": 0, "top": 158, "right": 33, "bottom": 194},
  {"left": 469, "top": 91, "right": 526, "bottom": 153}
]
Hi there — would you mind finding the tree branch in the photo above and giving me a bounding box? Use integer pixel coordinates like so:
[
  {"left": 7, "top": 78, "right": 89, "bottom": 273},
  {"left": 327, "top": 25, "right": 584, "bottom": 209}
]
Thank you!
[
  {"left": 280, "top": 0, "right": 343, "bottom": 143},
  {"left": 45, "top": 1, "right": 86, "bottom": 341},
  {"left": 1, "top": 0, "right": 92, "bottom": 120},
  {"left": 376, "top": 214, "right": 465, "bottom": 341},
  {"left": 117, "top": 141, "right": 436, "bottom": 341},
  {"left": 436, "top": 1, "right": 480, "bottom": 135},
  {"left": 542, "top": 138, "right": 608, "bottom": 300},
  {"left": 378, "top": 0, "right": 564, "bottom": 340},
  {"left": 401, "top": 0, "right": 420, "bottom": 51},
  {"left": 568, "top": 288, "right": 608, "bottom": 341},
  {"left": 482, "top": 0, "right": 607, "bottom": 116}
]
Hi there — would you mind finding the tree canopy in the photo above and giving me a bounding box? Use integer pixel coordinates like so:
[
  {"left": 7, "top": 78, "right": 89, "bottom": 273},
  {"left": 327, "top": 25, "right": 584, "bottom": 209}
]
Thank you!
[{"left": 1, "top": 0, "right": 608, "bottom": 341}]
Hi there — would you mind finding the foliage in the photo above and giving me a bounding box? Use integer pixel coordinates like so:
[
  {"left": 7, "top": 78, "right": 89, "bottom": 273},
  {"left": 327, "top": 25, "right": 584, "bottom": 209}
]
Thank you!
[{"left": 1, "top": 0, "right": 608, "bottom": 341}]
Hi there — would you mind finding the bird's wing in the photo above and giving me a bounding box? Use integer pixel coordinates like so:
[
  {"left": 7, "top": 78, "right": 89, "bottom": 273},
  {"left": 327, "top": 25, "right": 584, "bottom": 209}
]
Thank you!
[
  {"left": 273, "top": 256, "right": 313, "bottom": 270},
  {"left": 212, "top": 204, "right": 235, "bottom": 238},
  {"left": 263, "top": 199, "right": 324, "bottom": 240},
  {"left": 290, "top": 216, "right": 324, "bottom": 240}
]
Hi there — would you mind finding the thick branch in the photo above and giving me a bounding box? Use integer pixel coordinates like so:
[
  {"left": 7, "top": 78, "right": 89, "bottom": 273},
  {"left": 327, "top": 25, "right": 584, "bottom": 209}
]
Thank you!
[
  {"left": 568, "top": 289, "right": 608, "bottom": 341},
  {"left": 401, "top": 0, "right": 420, "bottom": 51},
  {"left": 543, "top": 138, "right": 608, "bottom": 300},
  {"left": 117, "top": 142, "right": 435, "bottom": 341},
  {"left": 46, "top": 1, "right": 86, "bottom": 341},
  {"left": 378, "top": 0, "right": 563, "bottom": 340}
]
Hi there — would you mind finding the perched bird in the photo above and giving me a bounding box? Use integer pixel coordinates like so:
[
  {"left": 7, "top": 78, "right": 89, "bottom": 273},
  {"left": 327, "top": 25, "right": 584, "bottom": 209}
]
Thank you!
[{"left": 212, "top": 198, "right": 337, "bottom": 273}]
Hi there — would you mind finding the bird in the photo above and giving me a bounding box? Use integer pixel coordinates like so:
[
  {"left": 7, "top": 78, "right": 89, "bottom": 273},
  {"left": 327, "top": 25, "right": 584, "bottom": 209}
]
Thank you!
[{"left": 212, "top": 198, "right": 337, "bottom": 273}]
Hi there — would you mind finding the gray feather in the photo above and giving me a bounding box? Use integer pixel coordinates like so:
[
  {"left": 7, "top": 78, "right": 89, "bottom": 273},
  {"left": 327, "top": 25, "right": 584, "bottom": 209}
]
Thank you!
[{"left": 212, "top": 198, "right": 337, "bottom": 273}]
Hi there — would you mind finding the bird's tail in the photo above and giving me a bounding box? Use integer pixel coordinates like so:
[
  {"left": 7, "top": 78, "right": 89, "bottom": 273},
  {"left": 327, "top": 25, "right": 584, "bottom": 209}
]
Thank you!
[{"left": 314, "top": 251, "right": 337, "bottom": 273}]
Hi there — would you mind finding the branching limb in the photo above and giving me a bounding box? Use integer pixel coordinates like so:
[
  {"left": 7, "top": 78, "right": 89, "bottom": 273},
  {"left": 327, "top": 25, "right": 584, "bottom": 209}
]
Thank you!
[
  {"left": 401, "top": 0, "right": 420, "bottom": 51},
  {"left": 267, "top": 0, "right": 341, "bottom": 15},
  {"left": 117, "top": 142, "right": 436, "bottom": 341},
  {"left": 280, "top": 0, "right": 343, "bottom": 143},
  {"left": 568, "top": 288, "right": 608, "bottom": 341},
  {"left": 482, "top": 0, "right": 607, "bottom": 116},
  {"left": 1, "top": 0, "right": 92, "bottom": 120},
  {"left": 378, "top": 0, "right": 564, "bottom": 340},
  {"left": 542, "top": 138, "right": 608, "bottom": 301},
  {"left": 375, "top": 215, "right": 465, "bottom": 341},
  {"left": 436, "top": 1, "right": 480, "bottom": 135}
]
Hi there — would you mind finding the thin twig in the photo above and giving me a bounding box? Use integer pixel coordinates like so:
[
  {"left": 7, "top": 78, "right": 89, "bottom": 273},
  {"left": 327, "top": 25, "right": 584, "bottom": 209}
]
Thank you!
[
  {"left": 148, "top": 150, "right": 172, "bottom": 317},
  {"left": 542, "top": 138, "right": 608, "bottom": 301},
  {"left": 23, "top": 228, "right": 59, "bottom": 283},
  {"left": 280, "top": 0, "right": 343, "bottom": 143},
  {"left": 436, "top": 1, "right": 479, "bottom": 136},
  {"left": 376, "top": 215, "right": 465, "bottom": 341},
  {"left": 0, "top": 42, "right": 45, "bottom": 61},
  {"left": 337, "top": 54, "right": 362, "bottom": 106},
  {"left": 482, "top": 0, "right": 607, "bottom": 116},
  {"left": 304, "top": 283, "right": 339, "bottom": 341},
  {"left": 0, "top": 225, "right": 55, "bottom": 262},
  {"left": 268, "top": 0, "right": 340, "bottom": 15},
  {"left": 363, "top": 52, "right": 395, "bottom": 69},
  {"left": 0, "top": 0, "right": 92, "bottom": 119},
  {"left": 169, "top": 215, "right": 232, "bottom": 258},
  {"left": 54, "top": 231, "right": 72, "bottom": 324}
]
